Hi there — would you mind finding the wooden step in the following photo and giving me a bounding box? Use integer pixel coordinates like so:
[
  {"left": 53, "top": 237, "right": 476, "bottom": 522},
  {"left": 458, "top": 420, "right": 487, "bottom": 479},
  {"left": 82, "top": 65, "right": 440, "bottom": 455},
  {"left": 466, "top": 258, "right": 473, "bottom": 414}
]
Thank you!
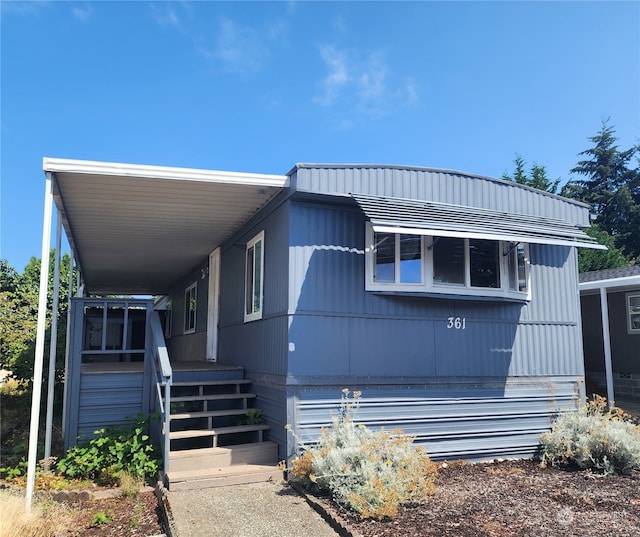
[
  {"left": 171, "top": 379, "right": 252, "bottom": 387},
  {"left": 169, "top": 424, "right": 270, "bottom": 441},
  {"left": 169, "top": 442, "right": 278, "bottom": 473},
  {"left": 166, "top": 464, "right": 283, "bottom": 491},
  {"left": 170, "top": 408, "right": 250, "bottom": 420},
  {"left": 170, "top": 393, "right": 256, "bottom": 403}
]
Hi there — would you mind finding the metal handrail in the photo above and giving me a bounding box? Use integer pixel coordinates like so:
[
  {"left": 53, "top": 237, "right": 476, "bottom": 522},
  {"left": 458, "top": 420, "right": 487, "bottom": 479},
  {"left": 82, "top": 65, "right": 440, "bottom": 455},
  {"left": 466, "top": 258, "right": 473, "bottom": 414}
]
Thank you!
[{"left": 149, "top": 311, "right": 172, "bottom": 474}]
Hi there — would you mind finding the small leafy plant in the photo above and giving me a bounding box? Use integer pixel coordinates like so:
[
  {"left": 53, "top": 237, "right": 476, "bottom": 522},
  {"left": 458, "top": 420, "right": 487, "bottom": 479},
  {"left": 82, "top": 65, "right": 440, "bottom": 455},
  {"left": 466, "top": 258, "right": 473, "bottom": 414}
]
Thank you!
[
  {"left": 57, "top": 414, "right": 161, "bottom": 484},
  {"left": 90, "top": 510, "right": 114, "bottom": 526},
  {"left": 540, "top": 394, "right": 640, "bottom": 475},
  {"left": 288, "top": 389, "right": 437, "bottom": 519},
  {"left": 235, "top": 408, "right": 264, "bottom": 426}
]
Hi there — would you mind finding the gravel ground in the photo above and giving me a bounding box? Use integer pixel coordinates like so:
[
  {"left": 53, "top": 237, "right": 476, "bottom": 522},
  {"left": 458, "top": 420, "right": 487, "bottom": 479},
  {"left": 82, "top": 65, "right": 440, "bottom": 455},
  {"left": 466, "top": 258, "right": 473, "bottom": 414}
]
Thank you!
[{"left": 166, "top": 480, "right": 340, "bottom": 537}]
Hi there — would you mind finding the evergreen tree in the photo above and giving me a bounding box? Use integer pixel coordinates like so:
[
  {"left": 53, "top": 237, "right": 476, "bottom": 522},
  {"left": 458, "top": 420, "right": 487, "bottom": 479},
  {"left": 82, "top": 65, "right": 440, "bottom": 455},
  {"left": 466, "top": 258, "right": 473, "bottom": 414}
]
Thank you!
[
  {"left": 565, "top": 121, "right": 640, "bottom": 260},
  {"left": 502, "top": 154, "right": 560, "bottom": 194}
]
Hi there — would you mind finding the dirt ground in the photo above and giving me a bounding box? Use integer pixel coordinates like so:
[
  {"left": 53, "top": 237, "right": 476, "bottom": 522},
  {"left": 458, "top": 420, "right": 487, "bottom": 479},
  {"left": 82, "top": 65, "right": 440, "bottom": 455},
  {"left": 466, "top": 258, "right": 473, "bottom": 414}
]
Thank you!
[
  {"left": 50, "top": 490, "right": 165, "bottom": 537},
  {"left": 334, "top": 459, "right": 640, "bottom": 537},
  {"left": 10, "top": 458, "right": 640, "bottom": 537}
]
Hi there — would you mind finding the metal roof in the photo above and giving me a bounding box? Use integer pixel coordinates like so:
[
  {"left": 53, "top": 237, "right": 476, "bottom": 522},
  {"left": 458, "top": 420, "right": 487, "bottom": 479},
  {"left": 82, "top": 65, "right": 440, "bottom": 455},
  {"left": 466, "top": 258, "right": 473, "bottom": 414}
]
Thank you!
[
  {"left": 351, "top": 193, "right": 605, "bottom": 249},
  {"left": 44, "top": 158, "right": 288, "bottom": 295}
]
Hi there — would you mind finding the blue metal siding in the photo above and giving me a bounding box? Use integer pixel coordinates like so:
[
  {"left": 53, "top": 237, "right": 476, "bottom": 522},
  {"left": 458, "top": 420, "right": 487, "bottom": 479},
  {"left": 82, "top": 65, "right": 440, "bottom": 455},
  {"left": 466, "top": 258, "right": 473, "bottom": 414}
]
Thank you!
[
  {"left": 76, "top": 372, "right": 144, "bottom": 438},
  {"left": 293, "top": 165, "right": 590, "bottom": 226},
  {"left": 218, "top": 200, "right": 289, "bottom": 377},
  {"left": 291, "top": 378, "right": 579, "bottom": 460},
  {"left": 165, "top": 265, "right": 209, "bottom": 361}
]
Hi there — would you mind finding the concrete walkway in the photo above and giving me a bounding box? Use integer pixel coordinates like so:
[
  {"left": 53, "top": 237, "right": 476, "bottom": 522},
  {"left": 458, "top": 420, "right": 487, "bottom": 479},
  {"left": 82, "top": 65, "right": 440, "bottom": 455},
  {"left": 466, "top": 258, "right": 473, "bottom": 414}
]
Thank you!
[{"left": 165, "top": 480, "right": 342, "bottom": 537}]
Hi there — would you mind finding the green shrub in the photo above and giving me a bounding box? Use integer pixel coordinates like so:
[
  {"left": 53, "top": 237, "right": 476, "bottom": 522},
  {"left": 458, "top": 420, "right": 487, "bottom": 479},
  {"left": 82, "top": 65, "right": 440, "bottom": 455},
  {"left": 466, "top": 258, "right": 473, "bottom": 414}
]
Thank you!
[
  {"left": 57, "top": 414, "right": 160, "bottom": 484},
  {"left": 288, "top": 389, "right": 437, "bottom": 519},
  {"left": 540, "top": 395, "right": 640, "bottom": 475}
]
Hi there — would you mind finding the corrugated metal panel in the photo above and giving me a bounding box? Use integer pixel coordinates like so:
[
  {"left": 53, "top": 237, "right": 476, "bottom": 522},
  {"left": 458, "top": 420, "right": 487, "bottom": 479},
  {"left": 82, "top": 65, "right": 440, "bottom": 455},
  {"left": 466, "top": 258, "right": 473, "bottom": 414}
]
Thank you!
[
  {"left": 77, "top": 372, "right": 144, "bottom": 437},
  {"left": 352, "top": 193, "right": 601, "bottom": 248},
  {"left": 295, "top": 165, "right": 591, "bottom": 227},
  {"left": 292, "top": 379, "right": 579, "bottom": 460},
  {"left": 287, "top": 199, "right": 588, "bottom": 380},
  {"left": 251, "top": 382, "right": 288, "bottom": 460},
  {"left": 217, "top": 201, "right": 289, "bottom": 375}
]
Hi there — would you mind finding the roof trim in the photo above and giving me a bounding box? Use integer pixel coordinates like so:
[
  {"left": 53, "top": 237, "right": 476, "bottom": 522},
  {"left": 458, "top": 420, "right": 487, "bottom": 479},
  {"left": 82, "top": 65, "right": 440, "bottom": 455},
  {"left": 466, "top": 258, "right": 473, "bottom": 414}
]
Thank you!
[
  {"left": 579, "top": 275, "right": 640, "bottom": 292},
  {"left": 44, "top": 157, "right": 289, "bottom": 187},
  {"left": 290, "top": 163, "right": 591, "bottom": 209},
  {"left": 352, "top": 193, "right": 606, "bottom": 250}
]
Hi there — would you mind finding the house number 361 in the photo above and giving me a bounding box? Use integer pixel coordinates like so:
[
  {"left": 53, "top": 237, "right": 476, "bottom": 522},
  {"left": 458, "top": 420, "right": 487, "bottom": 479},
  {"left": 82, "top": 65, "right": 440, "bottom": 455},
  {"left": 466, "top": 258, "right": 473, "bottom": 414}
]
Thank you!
[{"left": 447, "top": 317, "right": 466, "bottom": 330}]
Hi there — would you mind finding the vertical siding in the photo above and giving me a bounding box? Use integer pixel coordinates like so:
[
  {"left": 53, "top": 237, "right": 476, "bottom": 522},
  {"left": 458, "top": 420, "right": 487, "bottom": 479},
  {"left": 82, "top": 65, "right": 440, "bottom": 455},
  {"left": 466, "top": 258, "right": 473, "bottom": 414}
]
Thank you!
[
  {"left": 581, "top": 294, "right": 605, "bottom": 373},
  {"left": 218, "top": 199, "right": 289, "bottom": 376},
  {"left": 296, "top": 165, "right": 590, "bottom": 226},
  {"left": 287, "top": 199, "right": 586, "bottom": 379},
  {"left": 165, "top": 264, "right": 209, "bottom": 361}
]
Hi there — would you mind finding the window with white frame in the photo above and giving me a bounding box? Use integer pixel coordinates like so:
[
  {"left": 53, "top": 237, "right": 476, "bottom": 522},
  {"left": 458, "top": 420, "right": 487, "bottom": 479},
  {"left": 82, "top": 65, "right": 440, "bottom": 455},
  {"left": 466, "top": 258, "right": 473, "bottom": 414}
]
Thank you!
[
  {"left": 627, "top": 293, "right": 640, "bottom": 334},
  {"left": 244, "top": 231, "right": 264, "bottom": 322},
  {"left": 184, "top": 283, "right": 197, "bottom": 334},
  {"left": 366, "top": 225, "right": 530, "bottom": 299}
]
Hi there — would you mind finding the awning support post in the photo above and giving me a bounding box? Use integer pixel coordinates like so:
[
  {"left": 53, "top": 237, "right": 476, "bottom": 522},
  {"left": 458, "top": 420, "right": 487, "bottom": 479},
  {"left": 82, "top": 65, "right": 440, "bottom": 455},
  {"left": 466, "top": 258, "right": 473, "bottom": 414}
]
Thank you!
[
  {"left": 599, "top": 287, "right": 615, "bottom": 408},
  {"left": 26, "top": 172, "right": 54, "bottom": 512},
  {"left": 61, "top": 254, "right": 74, "bottom": 438},
  {"left": 44, "top": 213, "right": 62, "bottom": 469}
]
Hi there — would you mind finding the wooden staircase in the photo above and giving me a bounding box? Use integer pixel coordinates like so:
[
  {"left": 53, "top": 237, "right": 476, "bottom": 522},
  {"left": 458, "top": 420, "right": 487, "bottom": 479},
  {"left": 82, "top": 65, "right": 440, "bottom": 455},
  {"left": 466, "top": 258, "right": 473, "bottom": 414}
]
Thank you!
[{"left": 163, "top": 375, "right": 281, "bottom": 491}]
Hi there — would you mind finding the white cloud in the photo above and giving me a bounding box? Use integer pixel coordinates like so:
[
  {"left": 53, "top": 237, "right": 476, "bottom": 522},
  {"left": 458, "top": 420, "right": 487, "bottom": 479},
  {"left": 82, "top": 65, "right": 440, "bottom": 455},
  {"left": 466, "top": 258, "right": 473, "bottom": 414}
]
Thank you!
[
  {"left": 213, "top": 16, "right": 265, "bottom": 73},
  {"left": 1, "top": 0, "right": 50, "bottom": 16},
  {"left": 314, "top": 45, "right": 349, "bottom": 106},
  {"left": 150, "top": 3, "right": 182, "bottom": 30},
  {"left": 72, "top": 4, "right": 93, "bottom": 22},
  {"left": 314, "top": 44, "right": 420, "bottom": 123}
]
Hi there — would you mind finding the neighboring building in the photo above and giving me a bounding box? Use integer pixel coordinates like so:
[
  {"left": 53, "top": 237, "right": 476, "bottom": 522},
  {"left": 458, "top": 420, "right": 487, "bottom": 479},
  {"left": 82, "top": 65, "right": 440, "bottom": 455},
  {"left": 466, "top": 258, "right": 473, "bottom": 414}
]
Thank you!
[
  {"left": 579, "top": 265, "right": 640, "bottom": 404},
  {"left": 37, "top": 158, "right": 604, "bottom": 489}
]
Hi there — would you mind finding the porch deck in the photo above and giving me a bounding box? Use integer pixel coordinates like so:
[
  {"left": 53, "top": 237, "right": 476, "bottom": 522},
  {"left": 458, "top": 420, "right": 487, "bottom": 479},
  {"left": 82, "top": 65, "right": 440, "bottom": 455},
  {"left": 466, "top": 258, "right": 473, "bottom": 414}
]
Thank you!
[{"left": 80, "top": 361, "right": 243, "bottom": 374}]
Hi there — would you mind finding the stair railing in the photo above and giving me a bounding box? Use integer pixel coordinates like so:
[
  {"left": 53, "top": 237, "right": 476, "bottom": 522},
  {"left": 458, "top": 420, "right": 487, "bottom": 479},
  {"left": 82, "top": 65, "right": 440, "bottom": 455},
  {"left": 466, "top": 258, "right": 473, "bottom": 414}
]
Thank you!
[{"left": 149, "top": 311, "right": 172, "bottom": 474}]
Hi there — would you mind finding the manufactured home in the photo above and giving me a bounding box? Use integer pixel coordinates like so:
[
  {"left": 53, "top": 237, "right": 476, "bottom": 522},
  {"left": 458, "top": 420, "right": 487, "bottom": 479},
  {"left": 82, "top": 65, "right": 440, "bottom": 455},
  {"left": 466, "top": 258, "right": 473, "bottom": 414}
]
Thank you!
[
  {"left": 579, "top": 265, "right": 640, "bottom": 405},
  {"left": 37, "top": 158, "right": 604, "bottom": 489}
]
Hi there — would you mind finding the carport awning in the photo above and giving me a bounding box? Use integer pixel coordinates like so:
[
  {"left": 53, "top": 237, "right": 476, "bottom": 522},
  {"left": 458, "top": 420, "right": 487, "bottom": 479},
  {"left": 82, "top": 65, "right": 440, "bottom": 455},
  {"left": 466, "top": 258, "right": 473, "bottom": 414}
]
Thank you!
[
  {"left": 351, "top": 193, "right": 605, "bottom": 249},
  {"left": 45, "top": 158, "right": 288, "bottom": 295}
]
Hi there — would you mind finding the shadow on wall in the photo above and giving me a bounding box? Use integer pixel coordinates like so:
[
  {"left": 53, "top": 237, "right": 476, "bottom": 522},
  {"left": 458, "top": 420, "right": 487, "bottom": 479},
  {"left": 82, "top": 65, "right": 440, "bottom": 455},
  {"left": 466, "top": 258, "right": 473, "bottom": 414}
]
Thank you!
[{"left": 287, "top": 237, "right": 523, "bottom": 383}]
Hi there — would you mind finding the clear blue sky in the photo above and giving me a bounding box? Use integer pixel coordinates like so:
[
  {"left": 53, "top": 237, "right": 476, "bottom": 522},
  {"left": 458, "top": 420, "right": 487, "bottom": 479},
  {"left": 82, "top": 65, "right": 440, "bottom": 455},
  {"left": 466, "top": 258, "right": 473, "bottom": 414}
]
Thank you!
[{"left": 1, "top": 1, "right": 638, "bottom": 272}]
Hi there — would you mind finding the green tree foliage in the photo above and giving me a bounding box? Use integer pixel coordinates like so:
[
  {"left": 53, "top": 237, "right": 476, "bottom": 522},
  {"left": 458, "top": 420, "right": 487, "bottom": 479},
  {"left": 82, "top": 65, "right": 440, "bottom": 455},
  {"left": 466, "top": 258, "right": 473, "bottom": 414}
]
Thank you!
[
  {"left": 563, "top": 121, "right": 640, "bottom": 262},
  {"left": 502, "top": 154, "right": 561, "bottom": 194},
  {"left": 578, "top": 225, "right": 631, "bottom": 273},
  {"left": 0, "top": 252, "right": 75, "bottom": 382}
]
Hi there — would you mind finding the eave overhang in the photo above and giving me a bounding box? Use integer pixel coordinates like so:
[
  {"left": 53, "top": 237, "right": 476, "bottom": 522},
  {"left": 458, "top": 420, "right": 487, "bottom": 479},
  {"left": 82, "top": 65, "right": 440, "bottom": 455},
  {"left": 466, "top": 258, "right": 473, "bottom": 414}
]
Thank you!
[{"left": 44, "top": 157, "right": 288, "bottom": 296}]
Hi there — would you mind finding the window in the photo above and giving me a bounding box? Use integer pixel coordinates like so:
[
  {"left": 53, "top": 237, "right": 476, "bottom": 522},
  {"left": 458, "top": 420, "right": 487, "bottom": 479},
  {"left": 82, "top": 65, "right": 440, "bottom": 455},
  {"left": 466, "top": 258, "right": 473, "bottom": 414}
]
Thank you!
[
  {"left": 244, "top": 231, "right": 264, "bottom": 322},
  {"left": 366, "top": 225, "right": 529, "bottom": 299},
  {"left": 373, "top": 233, "right": 423, "bottom": 286},
  {"left": 184, "top": 283, "right": 197, "bottom": 334},
  {"left": 628, "top": 293, "right": 640, "bottom": 334}
]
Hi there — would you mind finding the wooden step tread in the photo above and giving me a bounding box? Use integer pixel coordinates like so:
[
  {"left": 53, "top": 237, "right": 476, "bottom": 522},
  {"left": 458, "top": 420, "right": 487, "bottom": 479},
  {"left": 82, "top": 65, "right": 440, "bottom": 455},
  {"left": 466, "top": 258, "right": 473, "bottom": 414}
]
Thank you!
[
  {"left": 171, "top": 409, "right": 250, "bottom": 420},
  {"left": 166, "top": 464, "right": 283, "bottom": 490},
  {"left": 168, "top": 464, "right": 280, "bottom": 482},
  {"left": 171, "top": 379, "right": 252, "bottom": 387},
  {"left": 170, "top": 393, "right": 256, "bottom": 403},
  {"left": 169, "top": 423, "right": 270, "bottom": 440},
  {"left": 169, "top": 441, "right": 278, "bottom": 461}
]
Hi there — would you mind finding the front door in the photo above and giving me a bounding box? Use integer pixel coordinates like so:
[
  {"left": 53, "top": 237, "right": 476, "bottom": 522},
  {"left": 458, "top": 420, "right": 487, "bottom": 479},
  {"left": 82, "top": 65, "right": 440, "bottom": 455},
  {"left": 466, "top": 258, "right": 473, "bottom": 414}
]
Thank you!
[{"left": 206, "top": 248, "right": 221, "bottom": 361}]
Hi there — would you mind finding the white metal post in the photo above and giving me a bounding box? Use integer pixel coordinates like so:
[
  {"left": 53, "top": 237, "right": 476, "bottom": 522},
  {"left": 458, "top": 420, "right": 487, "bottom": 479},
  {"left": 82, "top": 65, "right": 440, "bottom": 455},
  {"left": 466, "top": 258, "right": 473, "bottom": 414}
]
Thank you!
[
  {"left": 26, "top": 172, "right": 54, "bottom": 512},
  {"left": 62, "top": 255, "right": 74, "bottom": 437},
  {"left": 599, "top": 287, "right": 615, "bottom": 407},
  {"left": 44, "top": 214, "right": 62, "bottom": 468}
]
